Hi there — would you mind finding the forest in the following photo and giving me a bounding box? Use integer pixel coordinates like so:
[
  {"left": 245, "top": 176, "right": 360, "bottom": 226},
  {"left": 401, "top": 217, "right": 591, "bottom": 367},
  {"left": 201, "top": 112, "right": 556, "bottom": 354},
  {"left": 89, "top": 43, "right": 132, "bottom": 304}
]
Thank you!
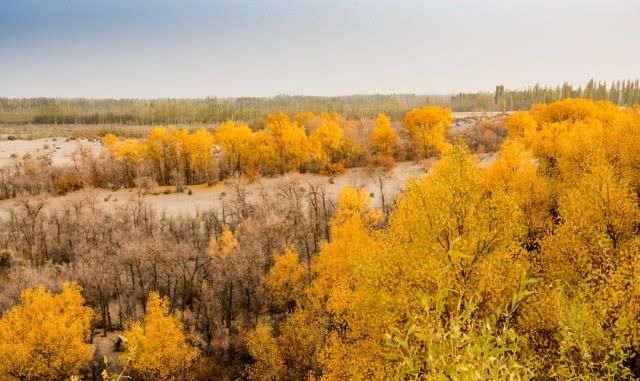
[
  {"left": 1, "top": 79, "right": 639, "bottom": 126},
  {"left": 0, "top": 98, "right": 640, "bottom": 381}
]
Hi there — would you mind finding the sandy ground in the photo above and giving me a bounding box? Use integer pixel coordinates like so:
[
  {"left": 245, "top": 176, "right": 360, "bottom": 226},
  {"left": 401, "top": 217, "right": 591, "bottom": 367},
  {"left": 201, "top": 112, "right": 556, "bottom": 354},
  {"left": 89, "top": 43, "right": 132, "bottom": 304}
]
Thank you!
[
  {"left": 0, "top": 153, "right": 496, "bottom": 220},
  {"left": 0, "top": 161, "right": 427, "bottom": 220},
  {"left": 0, "top": 137, "right": 102, "bottom": 167}
]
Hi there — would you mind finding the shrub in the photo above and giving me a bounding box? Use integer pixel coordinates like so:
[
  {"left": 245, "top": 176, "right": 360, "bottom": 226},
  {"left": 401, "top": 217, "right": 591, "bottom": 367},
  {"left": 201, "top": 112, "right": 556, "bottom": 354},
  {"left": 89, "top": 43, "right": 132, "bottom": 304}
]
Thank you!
[{"left": 53, "top": 173, "right": 84, "bottom": 195}]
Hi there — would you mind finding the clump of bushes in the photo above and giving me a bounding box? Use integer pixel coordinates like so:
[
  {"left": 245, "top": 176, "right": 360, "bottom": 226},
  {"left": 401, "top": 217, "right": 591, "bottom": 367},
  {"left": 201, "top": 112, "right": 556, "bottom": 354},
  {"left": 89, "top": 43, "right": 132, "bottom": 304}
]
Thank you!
[{"left": 53, "top": 173, "right": 84, "bottom": 195}]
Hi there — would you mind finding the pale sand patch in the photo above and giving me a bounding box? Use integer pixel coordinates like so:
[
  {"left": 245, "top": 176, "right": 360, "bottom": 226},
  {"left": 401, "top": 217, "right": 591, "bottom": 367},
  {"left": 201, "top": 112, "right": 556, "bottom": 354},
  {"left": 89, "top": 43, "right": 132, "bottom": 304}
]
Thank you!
[
  {"left": 0, "top": 137, "right": 102, "bottom": 167},
  {"left": 0, "top": 154, "right": 496, "bottom": 220},
  {"left": 0, "top": 162, "right": 426, "bottom": 219}
]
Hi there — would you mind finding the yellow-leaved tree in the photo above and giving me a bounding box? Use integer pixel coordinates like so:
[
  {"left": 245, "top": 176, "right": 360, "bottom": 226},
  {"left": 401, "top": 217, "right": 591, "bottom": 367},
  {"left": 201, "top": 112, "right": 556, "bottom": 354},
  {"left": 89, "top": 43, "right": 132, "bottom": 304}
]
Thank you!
[
  {"left": 252, "top": 129, "right": 277, "bottom": 174},
  {"left": 508, "top": 99, "right": 640, "bottom": 184},
  {"left": 102, "top": 134, "right": 147, "bottom": 183},
  {"left": 264, "top": 246, "right": 307, "bottom": 313},
  {"left": 102, "top": 133, "right": 120, "bottom": 153},
  {"left": 144, "top": 126, "right": 181, "bottom": 185},
  {"left": 0, "top": 283, "right": 94, "bottom": 381},
  {"left": 403, "top": 105, "right": 452, "bottom": 158},
  {"left": 122, "top": 292, "right": 199, "bottom": 381},
  {"left": 504, "top": 110, "right": 537, "bottom": 138},
  {"left": 370, "top": 112, "right": 397, "bottom": 157},
  {"left": 540, "top": 160, "right": 639, "bottom": 287},
  {"left": 309, "top": 113, "right": 344, "bottom": 169},
  {"left": 265, "top": 112, "right": 311, "bottom": 173},
  {"left": 484, "top": 139, "right": 554, "bottom": 251},
  {"left": 185, "top": 127, "right": 215, "bottom": 180},
  {"left": 245, "top": 322, "right": 285, "bottom": 380},
  {"left": 213, "top": 121, "right": 255, "bottom": 174}
]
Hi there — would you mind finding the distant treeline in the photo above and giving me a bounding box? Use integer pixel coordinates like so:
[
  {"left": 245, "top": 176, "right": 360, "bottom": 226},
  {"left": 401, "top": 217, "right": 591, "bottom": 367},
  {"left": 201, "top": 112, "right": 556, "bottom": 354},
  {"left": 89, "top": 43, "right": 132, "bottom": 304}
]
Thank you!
[
  {"left": 0, "top": 95, "right": 450, "bottom": 125},
  {"left": 495, "top": 79, "right": 640, "bottom": 111},
  {"left": 1, "top": 79, "right": 638, "bottom": 125}
]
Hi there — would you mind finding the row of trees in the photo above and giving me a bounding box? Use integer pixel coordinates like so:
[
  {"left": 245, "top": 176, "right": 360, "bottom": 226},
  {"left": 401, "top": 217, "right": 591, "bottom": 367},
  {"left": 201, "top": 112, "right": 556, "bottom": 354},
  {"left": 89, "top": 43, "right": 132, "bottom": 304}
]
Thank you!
[
  {"left": 2, "top": 78, "right": 637, "bottom": 125},
  {"left": 2, "top": 105, "right": 512, "bottom": 202},
  {"left": 102, "top": 108, "right": 451, "bottom": 188},
  {"left": 0, "top": 95, "right": 450, "bottom": 125},
  {"left": 495, "top": 79, "right": 640, "bottom": 111}
]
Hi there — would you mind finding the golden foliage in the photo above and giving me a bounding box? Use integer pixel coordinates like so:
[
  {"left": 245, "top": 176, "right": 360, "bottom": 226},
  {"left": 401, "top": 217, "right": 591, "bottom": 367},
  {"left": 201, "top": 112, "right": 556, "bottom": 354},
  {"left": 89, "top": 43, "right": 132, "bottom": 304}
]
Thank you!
[
  {"left": 484, "top": 139, "right": 553, "bottom": 250},
  {"left": 370, "top": 112, "right": 397, "bottom": 157},
  {"left": 246, "top": 99, "right": 640, "bottom": 381},
  {"left": 122, "top": 292, "right": 199, "bottom": 381},
  {"left": 247, "top": 145, "right": 531, "bottom": 380},
  {"left": 213, "top": 121, "right": 254, "bottom": 173},
  {"left": 264, "top": 246, "right": 307, "bottom": 312},
  {"left": 310, "top": 114, "right": 344, "bottom": 167},
  {"left": 245, "top": 322, "right": 285, "bottom": 380},
  {"left": 265, "top": 112, "right": 311, "bottom": 172},
  {"left": 403, "top": 105, "right": 452, "bottom": 158},
  {"left": 505, "top": 111, "right": 537, "bottom": 138},
  {"left": 208, "top": 226, "right": 238, "bottom": 258},
  {"left": 541, "top": 161, "right": 639, "bottom": 286},
  {"left": 0, "top": 283, "right": 93, "bottom": 381},
  {"left": 246, "top": 309, "right": 326, "bottom": 381}
]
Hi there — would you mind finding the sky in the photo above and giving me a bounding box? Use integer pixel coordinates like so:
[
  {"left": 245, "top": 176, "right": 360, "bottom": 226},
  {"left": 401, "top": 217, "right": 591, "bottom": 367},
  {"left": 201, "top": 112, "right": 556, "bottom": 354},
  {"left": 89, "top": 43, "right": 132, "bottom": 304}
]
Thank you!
[{"left": 0, "top": 0, "right": 638, "bottom": 98}]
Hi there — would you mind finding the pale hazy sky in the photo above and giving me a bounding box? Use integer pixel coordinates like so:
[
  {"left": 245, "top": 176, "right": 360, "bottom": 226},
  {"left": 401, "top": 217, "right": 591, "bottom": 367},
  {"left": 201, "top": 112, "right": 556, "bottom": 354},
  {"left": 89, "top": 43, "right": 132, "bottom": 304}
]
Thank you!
[{"left": 1, "top": 0, "right": 638, "bottom": 98}]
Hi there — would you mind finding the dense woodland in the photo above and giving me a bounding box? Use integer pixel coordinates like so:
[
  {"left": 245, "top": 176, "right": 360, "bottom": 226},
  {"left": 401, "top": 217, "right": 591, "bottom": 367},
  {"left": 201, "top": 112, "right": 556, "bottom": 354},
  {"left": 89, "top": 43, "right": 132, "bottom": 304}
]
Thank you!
[
  {"left": 1, "top": 99, "right": 640, "bottom": 380},
  {"left": 1, "top": 79, "right": 639, "bottom": 125}
]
